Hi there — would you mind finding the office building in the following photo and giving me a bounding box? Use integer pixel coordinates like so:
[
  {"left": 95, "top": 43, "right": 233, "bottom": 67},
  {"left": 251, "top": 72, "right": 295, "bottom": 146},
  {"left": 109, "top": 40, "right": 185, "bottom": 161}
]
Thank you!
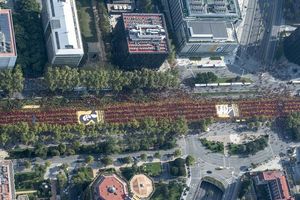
[
  {"left": 0, "top": 9, "right": 17, "bottom": 69},
  {"left": 163, "top": 0, "right": 240, "bottom": 57},
  {"left": 0, "top": 160, "right": 16, "bottom": 200},
  {"left": 41, "top": 0, "right": 84, "bottom": 67},
  {"left": 254, "top": 171, "right": 294, "bottom": 200},
  {"left": 114, "top": 13, "right": 169, "bottom": 68}
]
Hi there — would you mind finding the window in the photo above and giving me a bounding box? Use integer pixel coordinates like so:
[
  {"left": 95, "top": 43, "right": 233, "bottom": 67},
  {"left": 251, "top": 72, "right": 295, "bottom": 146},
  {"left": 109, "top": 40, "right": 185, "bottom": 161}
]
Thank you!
[{"left": 55, "top": 32, "right": 60, "bottom": 49}]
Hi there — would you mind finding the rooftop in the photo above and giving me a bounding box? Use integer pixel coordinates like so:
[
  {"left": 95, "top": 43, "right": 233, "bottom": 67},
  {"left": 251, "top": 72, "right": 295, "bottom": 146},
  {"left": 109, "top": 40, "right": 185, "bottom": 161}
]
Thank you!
[
  {"left": 187, "top": 21, "right": 236, "bottom": 42},
  {"left": 94, "top": 174, "right": 128, "bottom": 200},
  {"left": 107, "top": 0, "right": 135, "bottom": 13},
  {"left": 183, "top": 0, "right": 240, "bottom": 18},
  {"left": 122, "top": 13, "right": 169, "bottom": 54},
  {"left": 45, "top": 0, "right": 83, "bottom": 54},
  {"left": 17, "top": 195, "right": 29, "bottom": 200},
  {"left": 258, "top": 171, "right": 294, "bottom": 200},
  {"left": 130, "top": 174, "right": 154, "bottom": 199},
  {"left": 0, "top": 9, "right": 16, "bottom": 57},
  {"left": 0, "top": 160, "right": 15, "bottom": 200}
]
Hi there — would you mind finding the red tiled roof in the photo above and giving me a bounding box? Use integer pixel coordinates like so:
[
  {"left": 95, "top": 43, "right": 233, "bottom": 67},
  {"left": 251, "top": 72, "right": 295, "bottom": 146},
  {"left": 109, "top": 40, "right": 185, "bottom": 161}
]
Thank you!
[
  {"left": 96, "top": 175, "right": 128, "bottom": 200},
  {"left": 260, "top": 171, "right": 294, "bottom": 200},
  {"left": 261, "top": 171, "right": 283, "bottom": 180}
]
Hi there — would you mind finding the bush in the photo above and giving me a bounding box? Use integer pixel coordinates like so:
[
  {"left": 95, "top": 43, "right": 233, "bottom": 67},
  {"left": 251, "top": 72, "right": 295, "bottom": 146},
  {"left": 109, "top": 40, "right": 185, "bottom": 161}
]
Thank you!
[
  {"left": 285, "top": 112, "right": 300, "bottom": 140},
  {"left": 174, "top": 149, "right": 181, "bottom": 157},
  {"left": 169, "top": 158, "right": 186, "bottom": 177},
  {"left": 194, "top": 72, "right": 218, "bottom": 84},
  {"left": 24, "top": 160, "right": 31, "bottom": 169},
  {"left": 120, "top": 166, "right": 137, "bottom": 181},
  {"left": 186, "top": 155, "right": 195, "bottom": 166},
  {"left": 227, "top": 135, "right": 269, "bottom": 155},
  {"left": 151, "top": 181, "right": 184, "bottom": 200},
  {"left": 0, "top": 67, "right": 24, "bottom": 95},
  {"left": 101, "top": 156, "right": 113, "bottom": 166},
  {"left": 200, "top": 138, "right": 224, "bottom": 153},
  {"left": 85, "top": 155, "right": 94, "bottom": 164},
  {"left": 123, "top": 156, "right": 133, "bottom": 164},
  {"left": 140, "top": 153, "right": 147, "bottom": 161},
  {"left": 154, "top": 152, "right": 161, "bottom": 159}
]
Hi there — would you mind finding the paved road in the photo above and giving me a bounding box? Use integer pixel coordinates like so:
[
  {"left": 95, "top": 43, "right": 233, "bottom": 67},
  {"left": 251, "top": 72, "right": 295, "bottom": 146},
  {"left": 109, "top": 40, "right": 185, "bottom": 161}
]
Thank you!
[
  {"left": 236, "top": 0, "right": 284, "bottom": 74},
  {"left": 13, "top": 149, "right": 176, "bottom": 178},
  {"left": 193, "top": 181, "right": 223, "bottom": 200},
  {"left": 264, "top": 0, "right": 283, "bottom": 66},
  {"left": 239, "top": 0, "right": 257, "bottom": 46},
  {"left": 181, "top": 121, "right": 295, "bottom": 200}
]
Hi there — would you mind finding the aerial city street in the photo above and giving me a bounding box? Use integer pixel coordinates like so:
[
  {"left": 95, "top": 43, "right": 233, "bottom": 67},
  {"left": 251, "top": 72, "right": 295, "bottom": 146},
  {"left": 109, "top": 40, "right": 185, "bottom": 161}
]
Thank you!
[{"left": 0, "top": 0, "right": 300, "bottom": 199}]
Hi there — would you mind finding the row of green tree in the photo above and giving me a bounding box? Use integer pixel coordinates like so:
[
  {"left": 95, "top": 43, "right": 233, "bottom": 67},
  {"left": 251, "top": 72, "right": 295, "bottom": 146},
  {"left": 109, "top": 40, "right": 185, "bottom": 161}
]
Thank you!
[
  {"left": 285, "top": 112, "right": 300, "bottom": 140},
  {"left": 8, "top": 117, "right": 188, "bottom": 159},
  {"left": 3, "top": 116, "right": 187, "bottom": 147},
  {"left": 45, "top": 66, "right": 179, "bottom": 92},
  {"left": 0, "top": 67, "right": 24, "bottom": 95}
]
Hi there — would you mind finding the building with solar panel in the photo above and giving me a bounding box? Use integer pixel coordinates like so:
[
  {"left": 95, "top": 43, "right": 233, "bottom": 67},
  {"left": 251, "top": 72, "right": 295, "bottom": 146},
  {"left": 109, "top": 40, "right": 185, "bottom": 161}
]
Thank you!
[
  {"left": 0, "top": 9, "right": 17, "bottom": 69},
  {"left": 162, "top": 0, "right": 241, "bottom": 57},
  {"left": 113, "top": 13, "right": 169, "bottom": 68},
  {"left": 41, "top": 0, "right": 84, "bottom": 67}
]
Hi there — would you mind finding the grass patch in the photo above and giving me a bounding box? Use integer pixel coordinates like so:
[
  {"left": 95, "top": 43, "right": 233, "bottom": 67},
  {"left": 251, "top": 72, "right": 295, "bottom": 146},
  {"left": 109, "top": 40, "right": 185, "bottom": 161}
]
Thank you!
[
  {"left": 77, "top": 0, "right": 97, "bottom": 42},
  {"left": 200, "top": 138, "right": 224, "bottom": 153},
  {"left": 141, "top": 162, "right": 162, "bottom": 177},
  {"left": 120, "top": 163, "right": 162, "bottom": 180}
]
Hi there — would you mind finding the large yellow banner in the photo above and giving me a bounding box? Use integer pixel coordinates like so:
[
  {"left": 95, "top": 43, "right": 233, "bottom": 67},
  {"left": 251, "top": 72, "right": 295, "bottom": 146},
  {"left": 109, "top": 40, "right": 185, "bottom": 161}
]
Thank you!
[{"left": 76, "top": 110, "right": 104, "bottom": 125}]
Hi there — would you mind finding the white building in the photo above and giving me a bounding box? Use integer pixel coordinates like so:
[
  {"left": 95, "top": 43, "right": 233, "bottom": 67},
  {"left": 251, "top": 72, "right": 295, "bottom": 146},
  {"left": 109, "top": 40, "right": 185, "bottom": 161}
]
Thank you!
[
  {"left": 0, "top": 9, "right": 17, "bottom": 69},
  {"left": 42, "top": 0, "right": 84, "bottom": 66},
  {"left": 162, "top": 0, "right": 241, "bottom": 57}
]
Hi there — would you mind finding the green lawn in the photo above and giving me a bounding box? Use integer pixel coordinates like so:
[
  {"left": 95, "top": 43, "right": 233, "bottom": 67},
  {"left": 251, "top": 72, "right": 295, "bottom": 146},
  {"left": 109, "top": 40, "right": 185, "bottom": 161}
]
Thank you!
[
  {"left": 77, "top": 0, "right": 97, "bottom": 42},
  {"left": 141, "top": 162, "right": 162, "bottom": 177}
]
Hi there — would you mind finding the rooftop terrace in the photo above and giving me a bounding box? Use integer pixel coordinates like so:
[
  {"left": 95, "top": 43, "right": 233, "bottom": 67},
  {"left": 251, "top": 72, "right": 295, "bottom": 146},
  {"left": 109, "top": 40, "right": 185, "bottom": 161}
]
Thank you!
[
  {"left": 183, "top": 0, "right": 240, "bottom": 18},
  {"left": 122, "top": 13, "right": 169, "bottom": 54}
]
